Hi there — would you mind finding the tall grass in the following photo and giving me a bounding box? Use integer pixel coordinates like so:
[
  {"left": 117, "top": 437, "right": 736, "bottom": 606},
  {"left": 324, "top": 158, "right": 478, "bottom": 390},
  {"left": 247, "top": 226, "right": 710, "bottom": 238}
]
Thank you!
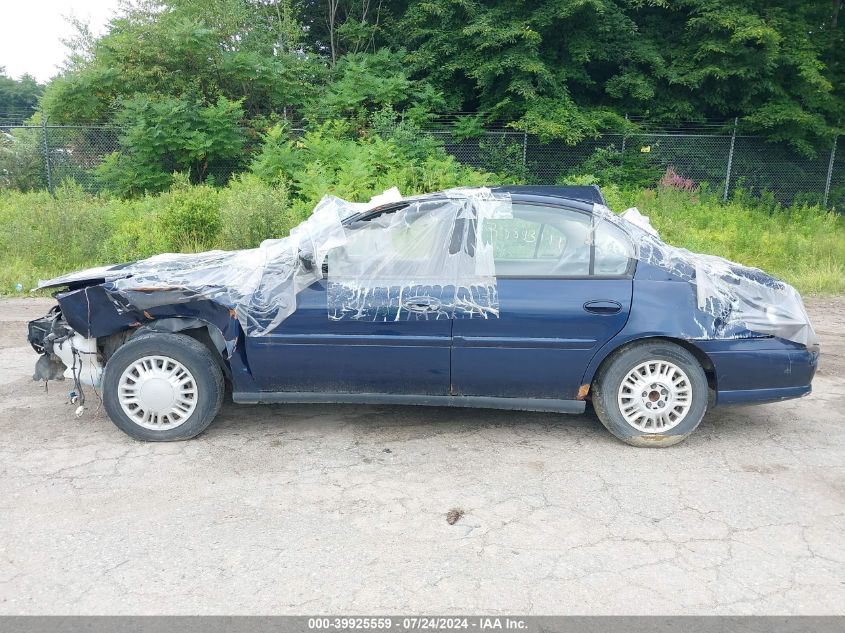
[
  {"left": 602, "top": 185, "right": 845, "bottom": 295},
  {"left": 1, "top": 180, "right": 843, "bottom": 295}
]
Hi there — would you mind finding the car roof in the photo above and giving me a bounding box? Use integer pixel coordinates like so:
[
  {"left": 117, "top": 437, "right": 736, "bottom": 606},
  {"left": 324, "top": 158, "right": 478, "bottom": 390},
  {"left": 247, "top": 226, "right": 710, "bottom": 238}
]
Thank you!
[
  {"left": 355, "top": 185, "right": 606, "bottom": 223},
  {"left": 492, "top": 185, "right": 606, "bottom": 206}
]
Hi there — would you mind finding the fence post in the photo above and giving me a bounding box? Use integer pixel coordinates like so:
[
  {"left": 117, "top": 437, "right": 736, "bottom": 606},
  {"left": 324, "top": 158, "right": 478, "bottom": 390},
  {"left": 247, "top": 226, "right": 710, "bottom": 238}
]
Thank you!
[
  {"left": 824, "top": 135, "right": 838, "bottom": 208},
  {"left": 522, "top": 127, "right": 528, "bottom": 169},
  {"left": 41, "top": 116, "right": 53, "bottom": 195},
  {"left": 620, "top": 114, "right": 628, "bottom": 167},
  {"left": 723, "top": 117, "right": 738, "bottom": 202}
]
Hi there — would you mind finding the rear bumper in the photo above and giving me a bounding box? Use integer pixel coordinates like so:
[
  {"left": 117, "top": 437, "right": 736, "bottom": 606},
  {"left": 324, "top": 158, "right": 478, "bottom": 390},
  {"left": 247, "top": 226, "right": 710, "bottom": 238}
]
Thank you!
[
  {"left": 716, "top": 385, "right": 811, "bottom": 406},
  {"left": 705, "top": 343, "right": 818, "bottom": 406}
]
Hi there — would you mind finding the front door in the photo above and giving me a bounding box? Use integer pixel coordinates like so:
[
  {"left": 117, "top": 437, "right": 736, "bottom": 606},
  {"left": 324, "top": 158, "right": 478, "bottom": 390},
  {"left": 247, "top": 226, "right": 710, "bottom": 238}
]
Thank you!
[
  {"left": 451, "top": 202, "right": 635, "bottom": 400},
  {"left": 244, "top": 278, "right": 452, "bottom": 394},
  {"left": 244, "top": 202, "right": 460, "bottom": 395}
]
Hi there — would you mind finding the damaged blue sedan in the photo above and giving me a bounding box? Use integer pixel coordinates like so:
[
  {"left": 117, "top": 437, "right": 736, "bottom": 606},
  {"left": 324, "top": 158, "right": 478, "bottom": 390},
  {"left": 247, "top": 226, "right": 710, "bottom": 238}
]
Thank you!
[{"left": 28, "top": 186, "right": 819, "bottom": 446}]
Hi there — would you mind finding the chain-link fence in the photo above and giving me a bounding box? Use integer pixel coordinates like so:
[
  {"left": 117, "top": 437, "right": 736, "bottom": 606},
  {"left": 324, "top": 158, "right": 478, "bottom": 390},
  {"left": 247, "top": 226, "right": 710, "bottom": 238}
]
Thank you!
[
  {"left": 0, "top": 124, "right": 120, "bottom": 193},
  {"left": 435, "top": 128, "right": 841, "bottom": 209},
  {"left": 1, "top": 120, "right": 841, "bottom": 209}
]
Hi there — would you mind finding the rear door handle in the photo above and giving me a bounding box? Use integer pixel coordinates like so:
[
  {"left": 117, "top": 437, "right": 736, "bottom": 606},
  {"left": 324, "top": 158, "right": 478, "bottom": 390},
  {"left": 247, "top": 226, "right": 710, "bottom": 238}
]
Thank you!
[{"left": 584, "top": 300, "right": 622, "bottom": 315}]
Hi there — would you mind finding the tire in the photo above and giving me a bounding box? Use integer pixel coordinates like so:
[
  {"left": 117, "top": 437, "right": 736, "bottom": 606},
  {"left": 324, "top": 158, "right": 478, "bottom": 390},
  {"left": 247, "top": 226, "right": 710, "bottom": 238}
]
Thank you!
[
  {"left": 102, "top": 332, "right": 225, "bottom": 441},
  {"left": 592, "top": 340, "right": 708, "bottom": 447}
]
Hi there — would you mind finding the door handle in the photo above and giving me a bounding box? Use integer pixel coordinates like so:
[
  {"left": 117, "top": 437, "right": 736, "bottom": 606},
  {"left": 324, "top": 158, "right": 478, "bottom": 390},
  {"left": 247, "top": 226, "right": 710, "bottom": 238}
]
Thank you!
[
  {"left": 403, "top": 297, "right": 442, "bottom": 313},
  {"left": 584, "top": 300, "right": 622, "bottom": 315}
]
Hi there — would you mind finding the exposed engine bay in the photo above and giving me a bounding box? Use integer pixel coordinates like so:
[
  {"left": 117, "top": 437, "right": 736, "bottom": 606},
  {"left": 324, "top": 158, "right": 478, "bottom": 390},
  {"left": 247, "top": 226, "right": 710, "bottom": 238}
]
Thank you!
[{"left": 28, "top": 306, "right": 104, "bottom": 390}]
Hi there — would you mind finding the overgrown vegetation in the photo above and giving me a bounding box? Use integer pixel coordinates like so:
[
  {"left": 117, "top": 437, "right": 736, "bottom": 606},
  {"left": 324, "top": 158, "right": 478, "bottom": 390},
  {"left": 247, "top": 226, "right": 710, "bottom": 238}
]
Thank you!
[
  {"left": 1, "top": 2, "right": 842, "bottom": 297},
  {"left": 601, "top": 186, "right": 845, "bottom": 295},
  {"left": 0, "top": 67, "right": 41, "bottom": 121}
]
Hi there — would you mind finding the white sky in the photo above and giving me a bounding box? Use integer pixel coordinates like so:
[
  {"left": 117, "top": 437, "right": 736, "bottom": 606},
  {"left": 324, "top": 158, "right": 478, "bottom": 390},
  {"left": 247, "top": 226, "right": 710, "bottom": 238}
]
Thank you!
[{"left": 0, "top": 0, "right": 120, "bottom": 82}]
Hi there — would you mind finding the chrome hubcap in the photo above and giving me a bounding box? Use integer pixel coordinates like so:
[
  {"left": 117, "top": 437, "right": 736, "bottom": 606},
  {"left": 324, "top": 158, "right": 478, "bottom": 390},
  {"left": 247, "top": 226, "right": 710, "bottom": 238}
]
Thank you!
[
  {"left": 617, "top": 360, "right": 692, "bottom": 433},
  {"left": 118, "top": 356, "right": 197, "bottom": 430}
]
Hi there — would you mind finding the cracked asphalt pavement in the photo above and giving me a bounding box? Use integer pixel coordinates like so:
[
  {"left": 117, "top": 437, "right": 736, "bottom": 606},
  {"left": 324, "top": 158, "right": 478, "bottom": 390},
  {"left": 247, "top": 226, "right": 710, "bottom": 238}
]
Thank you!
[{"left": 0, "top": 297, "right": 843, "bottom": 615}]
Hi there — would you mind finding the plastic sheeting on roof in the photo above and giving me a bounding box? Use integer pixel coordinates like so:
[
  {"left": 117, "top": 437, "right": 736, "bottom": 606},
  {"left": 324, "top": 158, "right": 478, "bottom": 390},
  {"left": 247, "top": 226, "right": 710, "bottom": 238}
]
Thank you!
[{"left": 327, "top": 188, "right": 512, "bottom": 321}]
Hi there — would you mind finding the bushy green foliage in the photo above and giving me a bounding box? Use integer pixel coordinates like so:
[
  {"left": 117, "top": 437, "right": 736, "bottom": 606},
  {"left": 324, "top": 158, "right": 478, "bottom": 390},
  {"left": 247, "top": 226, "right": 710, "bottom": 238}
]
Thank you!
[
  {"left": 304, "top": 49, "right": 445, "bottom": 127},
  {"left": 15, "top": 0, "right": 840, "bottom": 206},
  {"left": 218, "top": 174, "right": 297, "bottom": 249},
  {"left": 249, "top": 120, "right": 492, "bottom": 211},
  {"left": 561, "top": 145, "right": 664, "bottom": 190},
  {"left": 477, "top": 135, "right": 529, "bottom": 184},
  {"left": 96, "top": 96, "right": 245, "bottom": 196},
  {"left": 400, "top": 0, "right": 843, "bottom": 152},
  {"left": 156, "top": 179, "right": 222, "bottom": 250},
  {"left": 0, "top": 68, "right": 42, "bottom": 118},
  {"left": 103, "top": 174, "right": 298, "bottom": 258},
  {"left": 0, "top": 183, "right": 117, "bottom": 289},
  {"left": 0, "top": 125, "right": 46, "bottom": 191},
  {"left": 0, "top": 126, "right": 495, "bottom": 290},
  {"left": 452, "top": 115, "right": 486, "bottom": 142},
  {"left": 513, "top": 99, "right": 627, "bottom": 145},
  {"left": 41, "top": 0, "right": 316, "bottom": 125}
]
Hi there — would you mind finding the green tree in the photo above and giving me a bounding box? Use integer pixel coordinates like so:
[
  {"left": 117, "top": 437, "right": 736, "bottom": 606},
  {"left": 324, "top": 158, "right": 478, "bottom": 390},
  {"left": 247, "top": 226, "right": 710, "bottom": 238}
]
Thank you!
[
  {"left": 41, "top": 0, "right": 318, "bottom": 124},
  {"left": 298, "top": 0, "right": 397, "bottom": 64},
  {"left": 305, "top": 48, "right": 445, "bottom": 125},
  {"left": 399, "top": 0, "right": 843, "bottom": 151},
  {"left": 0, "top": 68, "right": 42, "bottom": 122}
]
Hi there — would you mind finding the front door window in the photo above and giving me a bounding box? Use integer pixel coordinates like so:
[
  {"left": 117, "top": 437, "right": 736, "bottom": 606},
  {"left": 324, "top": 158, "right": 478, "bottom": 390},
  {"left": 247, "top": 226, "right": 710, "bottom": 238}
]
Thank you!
[{"left": 327, "top": 194, "right": 511, "bottom": 321}]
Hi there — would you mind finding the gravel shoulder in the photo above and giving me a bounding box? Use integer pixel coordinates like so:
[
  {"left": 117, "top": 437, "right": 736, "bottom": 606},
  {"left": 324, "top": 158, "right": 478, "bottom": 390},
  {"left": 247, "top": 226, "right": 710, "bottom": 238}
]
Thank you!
[{"left": 0, "top": 296, "right": 842, "bottom": 615}]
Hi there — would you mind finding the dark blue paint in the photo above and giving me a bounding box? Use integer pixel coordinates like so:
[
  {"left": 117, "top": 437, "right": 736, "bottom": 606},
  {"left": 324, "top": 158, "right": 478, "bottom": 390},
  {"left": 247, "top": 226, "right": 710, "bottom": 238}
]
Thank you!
[
  {"left": 701, "top": 345, "right": 818, "bottom": 404},
  {"left": 52, "top": 193, "right": 817, "bottom": 411},
  {"left": 452, "top": 278, "right": 632, "bottom": 399},
  {"left": 243, "top": 279, "right": 452, "bottom": 394},
  {"left": 57, "top": 286, "right": 140, "bottom": 338},
  {"left": 578, "top": 261, "right": 817, "bottom": 405},
  {"left": 492, "top": 185, "right": 606, "bottom": 205},
  {"left": 715, "top": 385, "right": 812, "bottom": 405}
]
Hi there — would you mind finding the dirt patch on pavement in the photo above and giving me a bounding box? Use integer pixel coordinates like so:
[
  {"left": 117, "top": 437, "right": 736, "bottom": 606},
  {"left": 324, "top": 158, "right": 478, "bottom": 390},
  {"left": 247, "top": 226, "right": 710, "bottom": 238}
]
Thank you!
[{"left": 805, "top": 295, "right": 845, "bottom": 378}]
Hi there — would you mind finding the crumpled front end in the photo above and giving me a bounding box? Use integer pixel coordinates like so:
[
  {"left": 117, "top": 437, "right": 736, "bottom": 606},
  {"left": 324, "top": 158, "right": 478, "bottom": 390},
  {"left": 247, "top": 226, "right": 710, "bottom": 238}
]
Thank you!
[{"left": 28, "top": 307, "right": 104, "bottom": 387}]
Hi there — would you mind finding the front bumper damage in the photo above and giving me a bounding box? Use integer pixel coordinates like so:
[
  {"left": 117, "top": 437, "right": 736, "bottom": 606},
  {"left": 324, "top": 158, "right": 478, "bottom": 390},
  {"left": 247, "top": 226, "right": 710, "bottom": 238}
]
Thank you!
[{"left": 28, "top": 307, "right": 103, "bottom": 387}]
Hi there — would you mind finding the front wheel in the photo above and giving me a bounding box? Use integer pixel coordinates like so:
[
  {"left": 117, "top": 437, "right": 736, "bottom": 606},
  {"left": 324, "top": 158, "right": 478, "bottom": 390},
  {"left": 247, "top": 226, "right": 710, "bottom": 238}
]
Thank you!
[
  {"left": 592, "top": 340, "right": 708, "bottom": 447},
  {"left": 102, "top": 332, "right": 225, "bottom": 441}
]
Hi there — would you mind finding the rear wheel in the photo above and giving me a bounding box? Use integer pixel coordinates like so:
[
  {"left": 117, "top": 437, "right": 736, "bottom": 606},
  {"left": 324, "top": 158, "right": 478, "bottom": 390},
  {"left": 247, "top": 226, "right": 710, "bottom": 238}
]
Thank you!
[
  {"left": 592, "top": 340, "right": 708, "bottom": 447},
  {"left": 103, "top": 333, "right": 225, "bottom": 441}
]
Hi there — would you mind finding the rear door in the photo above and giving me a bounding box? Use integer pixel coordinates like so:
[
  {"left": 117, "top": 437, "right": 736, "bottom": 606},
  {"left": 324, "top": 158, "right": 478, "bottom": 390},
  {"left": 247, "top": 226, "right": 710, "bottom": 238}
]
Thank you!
[{"left": 451, "top": 202, "right": 635, "bottom": 400}]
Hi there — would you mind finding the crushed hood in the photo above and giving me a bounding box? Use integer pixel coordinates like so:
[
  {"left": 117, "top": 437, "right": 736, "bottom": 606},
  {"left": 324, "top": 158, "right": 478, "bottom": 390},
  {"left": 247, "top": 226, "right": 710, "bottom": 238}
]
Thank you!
[{"left": 37, "top": 264, "right": 133, "bottom": 290}]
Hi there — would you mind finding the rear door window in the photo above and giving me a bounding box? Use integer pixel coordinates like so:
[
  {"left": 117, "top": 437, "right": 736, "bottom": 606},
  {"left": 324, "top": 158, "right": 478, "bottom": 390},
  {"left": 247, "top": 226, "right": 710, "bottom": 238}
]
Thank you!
[{"left": 483, "top": 204, "right": 593, "bottom": 276}]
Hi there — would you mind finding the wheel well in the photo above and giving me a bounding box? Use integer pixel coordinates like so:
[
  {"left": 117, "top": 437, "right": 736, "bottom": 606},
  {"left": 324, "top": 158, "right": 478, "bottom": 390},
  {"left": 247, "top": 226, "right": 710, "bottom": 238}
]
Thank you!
[
  {"left": 99, "top": 323, "right": 232, "bottom": 382},
  {"left": 592, "top": 336, "right": 717, "bottom": 392},
  {"left": 177, "top": 328, "right": 232, "bottom": 381}
]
